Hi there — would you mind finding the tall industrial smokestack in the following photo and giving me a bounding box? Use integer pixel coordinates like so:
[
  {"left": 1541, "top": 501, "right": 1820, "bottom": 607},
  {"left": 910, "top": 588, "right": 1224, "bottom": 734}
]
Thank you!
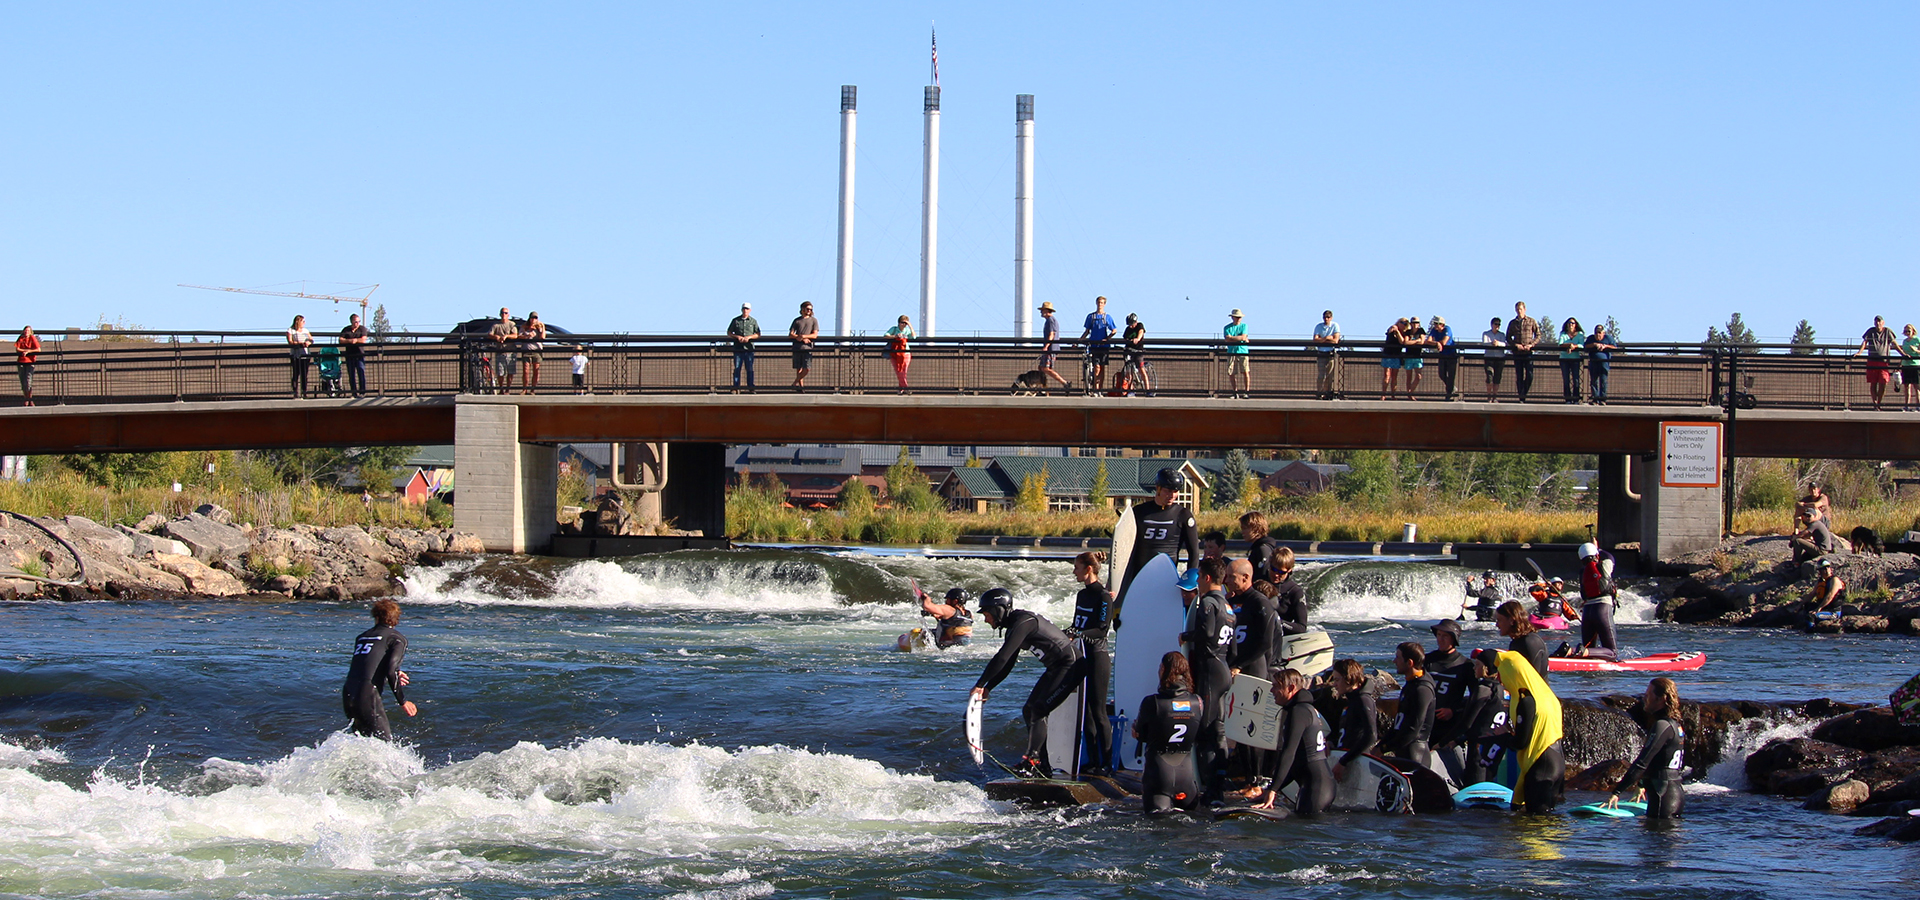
[
  {"left": 835, "top": 85, "right": 857, "bottom": 336},
  {"left": 1012, "top": 94, "right": 1034, "bottom": 339},
  {"left": 919, "top": 86, "right": 941, "bottom": 337}
]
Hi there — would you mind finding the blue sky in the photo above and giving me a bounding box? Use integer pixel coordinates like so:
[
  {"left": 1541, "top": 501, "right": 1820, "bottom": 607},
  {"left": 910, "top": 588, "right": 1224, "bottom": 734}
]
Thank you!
[{"left": 3, "top": 2, "right": 1913, "bottom": 344}]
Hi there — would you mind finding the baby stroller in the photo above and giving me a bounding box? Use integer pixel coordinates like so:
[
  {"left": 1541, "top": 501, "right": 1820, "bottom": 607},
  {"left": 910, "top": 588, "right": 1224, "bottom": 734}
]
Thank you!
[{"left": 316, "top": 347, "right": 343, "bottom": 397}]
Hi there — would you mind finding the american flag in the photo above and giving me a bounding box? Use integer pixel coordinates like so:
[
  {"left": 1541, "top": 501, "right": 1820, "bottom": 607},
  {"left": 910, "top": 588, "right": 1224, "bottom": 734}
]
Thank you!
[{"left": 931, "top": 27, "right": 939, "bottom": 86}]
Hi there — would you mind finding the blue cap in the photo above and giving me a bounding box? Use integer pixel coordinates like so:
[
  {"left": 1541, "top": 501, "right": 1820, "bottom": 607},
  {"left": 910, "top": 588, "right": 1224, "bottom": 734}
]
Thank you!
[{"left": 1177, "top": 570, "right": 1200, "bottom": 591}]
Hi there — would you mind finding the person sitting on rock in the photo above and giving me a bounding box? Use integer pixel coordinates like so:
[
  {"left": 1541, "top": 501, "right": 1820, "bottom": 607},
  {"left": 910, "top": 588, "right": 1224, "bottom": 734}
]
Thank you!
[
  {"left": 1790, "top": 508, "right": 1839, "bottom": 568},
  {"left": 1808, "top": 558, "right": 1846, "bottom": 623}
]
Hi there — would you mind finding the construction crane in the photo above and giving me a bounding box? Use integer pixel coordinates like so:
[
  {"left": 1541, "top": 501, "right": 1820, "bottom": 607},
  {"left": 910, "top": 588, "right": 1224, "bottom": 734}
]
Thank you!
[{"left": 179, "top": 282, "right": 380, "bottom": 315}]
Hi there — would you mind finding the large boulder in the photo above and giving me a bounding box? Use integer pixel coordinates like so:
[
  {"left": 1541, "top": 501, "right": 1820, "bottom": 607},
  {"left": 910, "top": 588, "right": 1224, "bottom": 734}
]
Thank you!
[
  {"left": 1561, "top": 701, "right": 1644, "bottom": 769},
  {"left": 60, "top": 516, "right": 135, "bottom": 560},
  {"left": 1805, "top": 778, "right": 1871, "bottom": 812},
  {"left": 1813, "top": 707, "right": 1920, "bottom": 752},
  {"left": 1855, "top": 816, "right": 1920, "bottom": 842},
  {"left": 193, "top": 503, "right": 235, "bottom": 525},
  {"left": 318, "top": 527, "right": 391, "bottom": 563},
  {"left": 148, "top": 553, "right": 248, "bottom": 597},
  {"left": 446, "top": 532, "right": 485, "bottom": 554},
  {"left": 115, "top": 525, "right": 191, "bottom": 558},
  {"left": 1745, "top": 737, "right": 1865, "bottom": 794},
  {"left": 1567, "top": 758, "right": 1630, "bottom": 792},
  {"left": 162, "top": 514, "right": 250, "bottom": 563}
]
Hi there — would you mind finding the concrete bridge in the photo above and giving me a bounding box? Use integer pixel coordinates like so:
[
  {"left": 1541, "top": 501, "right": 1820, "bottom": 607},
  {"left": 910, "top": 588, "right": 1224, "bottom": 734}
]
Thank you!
[{"left": 4, "top": 331, "right": 1914, "bottom": 557}]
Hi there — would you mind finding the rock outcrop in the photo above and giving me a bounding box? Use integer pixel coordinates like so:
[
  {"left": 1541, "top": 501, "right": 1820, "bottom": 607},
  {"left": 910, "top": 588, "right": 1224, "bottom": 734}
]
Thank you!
[{"left": 1653, "top": 535, "right": 1920, "bottom": 633}]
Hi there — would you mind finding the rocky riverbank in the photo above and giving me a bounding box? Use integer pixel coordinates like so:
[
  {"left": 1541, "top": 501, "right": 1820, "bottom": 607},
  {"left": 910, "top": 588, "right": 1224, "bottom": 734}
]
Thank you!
[
  {"left": 1648, "top": 535, "right": 1920, "bottom": 634},
  {"left": 0, "top": 506, "right": 483, "bottom": 602}
]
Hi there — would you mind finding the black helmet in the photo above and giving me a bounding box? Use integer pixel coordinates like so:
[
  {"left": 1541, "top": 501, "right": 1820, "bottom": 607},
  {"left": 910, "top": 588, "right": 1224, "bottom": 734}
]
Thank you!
[
  {"left": 1156, "top": 468, "right": 1186, "bottom": 491},
  {"left": 977, "top": 588, "right": 1014, "bottom": 623},
  {"left": 1125, "top": 313, "right": 1139, "bottom": 324},
  {"left": 944, "top": 587, "right": 971, "bottom": 605}
]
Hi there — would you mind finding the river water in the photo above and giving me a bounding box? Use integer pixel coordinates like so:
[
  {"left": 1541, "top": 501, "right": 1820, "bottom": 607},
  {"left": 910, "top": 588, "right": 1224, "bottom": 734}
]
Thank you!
[{"left": 2, "top": 550, "right": 1916, "bottom": 900}]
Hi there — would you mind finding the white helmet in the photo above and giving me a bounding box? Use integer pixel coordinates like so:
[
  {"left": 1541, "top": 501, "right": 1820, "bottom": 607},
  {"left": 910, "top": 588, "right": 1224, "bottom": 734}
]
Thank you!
[{"left": 1577, "top": 542, "right": 1598, "bottom": 560}]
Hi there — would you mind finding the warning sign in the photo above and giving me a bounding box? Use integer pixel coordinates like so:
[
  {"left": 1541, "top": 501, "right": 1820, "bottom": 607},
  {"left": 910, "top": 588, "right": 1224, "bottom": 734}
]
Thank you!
[{"left": 1661, "top": 422, "right": 1722, "bottom": 487}]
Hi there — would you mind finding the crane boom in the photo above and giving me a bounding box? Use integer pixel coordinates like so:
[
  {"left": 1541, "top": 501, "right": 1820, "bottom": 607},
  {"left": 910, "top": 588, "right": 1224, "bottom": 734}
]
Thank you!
[{"left": 179, "top": 282, "right": 379, "bottom": 313}]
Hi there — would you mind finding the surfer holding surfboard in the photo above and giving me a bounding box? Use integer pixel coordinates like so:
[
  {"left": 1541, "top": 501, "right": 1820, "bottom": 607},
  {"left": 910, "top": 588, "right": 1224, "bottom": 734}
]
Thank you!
[
  {"left": 1115, "top": 469, "right": 1200, "bottom": 619},
  {"left": 970, "top": 588, "right": 1084, "bottom": 778}
]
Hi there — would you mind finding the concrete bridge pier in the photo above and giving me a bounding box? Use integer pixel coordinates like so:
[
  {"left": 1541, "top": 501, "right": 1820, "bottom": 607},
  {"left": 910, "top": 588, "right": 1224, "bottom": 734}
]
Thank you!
[
  {"left": 615, "top": 441, "right": 728, "bottom": 539},
  {"left": 1596, "top": 452, "right": 1723, "bottom": 570},
  {"left": 453, "top": 402, "right": 558, "bottom": 553}
]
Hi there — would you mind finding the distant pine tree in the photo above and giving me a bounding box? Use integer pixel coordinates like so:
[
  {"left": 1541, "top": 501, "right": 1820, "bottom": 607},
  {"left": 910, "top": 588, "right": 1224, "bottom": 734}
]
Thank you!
[
  {"left": 1214, "top": 449, "right": 1250, "bottom": 507},
  {"left": 1790, "top": 319, "right": 1817, "bottom": 355},
  {"left": 1706, "top": 313, "right": 1759, "bottom": 348},
  {"left": 369, "top": 304, "right": 393, "bottom": 341}
]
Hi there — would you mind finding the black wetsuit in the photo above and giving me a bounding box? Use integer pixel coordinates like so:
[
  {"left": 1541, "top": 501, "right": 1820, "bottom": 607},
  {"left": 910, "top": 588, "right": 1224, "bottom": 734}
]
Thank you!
[
  {"left": 1229, "top": 587, "right": 1279, "bottom": 781},
  {"left": 1247, "top": 535, "right": 1281, "bottom": 584},
  {"left": 1509, "top": 631, "right": 1551, "bottom": 684},
  {"left": 1427, "top": 647, "right": 1473, "bottom": 782},
  {"left": 975, "top": 609, "right": 1082, "bottom": 766},
  {"left": 343, "top": 624, "right": 408, "bottom": 740},
  {"left": 1135, "top": 686, "right": 1202, "bottom": 815},
  {"left": 1271, "top": 576, "right": 1309, "bottom": 637},
  {"left": 1336, "top": 680, "right": 1382, "bottom": 769},
  {"left": 1459, "top": 675, "right": 1510, "bottom": 786},
  {"left": 1121, "top": 500, "right": 1199, "bottom": 592},
  {"left": 1617, "top": 714, "right": 1687, "bottom": 819},
  {"left": 1184, "top": 588, "right": 1235, "bottom": 796},
  {"left": 1502, "top": 691, "right": 1566, "bottom": 814},
  {"left": 1382, "top": 672, "right": 1436, "bottom": 771},
  {"left": 1466, "top": 584, "right": 1502, "bottom": 621},
  {"left": 1070, "top": 582, "right": 1115, "bottom": 769},
  {"left": 1267, "top": 691, "right": 1336, "bottom": 816}
]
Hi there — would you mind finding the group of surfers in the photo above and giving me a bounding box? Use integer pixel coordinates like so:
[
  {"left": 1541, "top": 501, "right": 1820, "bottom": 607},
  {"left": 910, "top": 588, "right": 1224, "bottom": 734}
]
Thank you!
[{"left": 935, "top": 468, "right": 1685, "bottom": 820}]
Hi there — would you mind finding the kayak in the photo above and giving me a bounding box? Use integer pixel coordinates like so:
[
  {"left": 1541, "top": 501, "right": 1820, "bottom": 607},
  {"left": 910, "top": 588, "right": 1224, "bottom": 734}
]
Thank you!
[
  {"left": 1549, "top": 651, "right": 1707, "bottom": 673},
  {"left": 1529, "top": 615, "right": 1568, "bottom": 631}
]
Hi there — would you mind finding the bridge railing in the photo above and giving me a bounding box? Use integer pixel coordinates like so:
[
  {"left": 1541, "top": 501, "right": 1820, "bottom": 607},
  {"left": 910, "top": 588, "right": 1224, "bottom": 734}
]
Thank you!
[{"left": 0, "top": 330, "right": 1890, "bottom": 411}]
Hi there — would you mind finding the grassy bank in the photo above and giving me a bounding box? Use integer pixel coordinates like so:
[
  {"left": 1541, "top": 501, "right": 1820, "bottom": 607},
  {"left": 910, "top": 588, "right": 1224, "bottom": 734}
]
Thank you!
[{"left": 0, "top": 470, "right": 453, "bottom": 530}]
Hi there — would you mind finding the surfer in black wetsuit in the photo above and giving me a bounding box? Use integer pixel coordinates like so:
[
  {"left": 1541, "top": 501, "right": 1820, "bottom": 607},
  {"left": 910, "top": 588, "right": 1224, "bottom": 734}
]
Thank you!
[
  {"left": 1255, "top": 668, "right": 1335, "bottom": 817},
  {"left": 1228, "top": 559, "right": 1277, "bottom": 795},
  {"left": 917, "top": 587, "right": 975, "bottom": 648},
  {"left": 1483, "top": 649, "right": 1565, "bottom": 814},
  {"left": 1269, "top": 547, "right": 1308, "bottom": 638},
  {"left": 1331, "top": 658, "right": 1380, "bottom": 779},
  {"left": 1117, "top": 469, "right": 1200, "bottom": 615},
  {"left": 1496, "top": 601, "right": 1551, "bottom": 684},
  {"left": 1609, "top": 676, "right": 1687, "bottom": 819},
  {"left": 971, "top": 588, "right": 1083, "bottom": 777},
  {"left": 1459, "top": 652, "right": 1510, "bottom": 787},
  {"left": 1068, "top": 551, "right": 1115, "bottom": 774},
  {"left": 1463, "top": 570, "right": 1503, "bottom": 621},
  {"left": 1426, "top": 620, "right": 1474, "bottom": 785},
  {"left": 343, "top": 598, "right": 416, "bottom": 740},
  {"left": 1240, "top": 511, "right": 1281, "bottom": 583},
  {"left": 1182, "top": 556, "right": 1236, "bottom": 801},
  {"left": 1131, "top": 651, "right": 1201, "bottom": 816},
  {"left": 1381, "top": 642, "right": 1436, "bottom": 772}
]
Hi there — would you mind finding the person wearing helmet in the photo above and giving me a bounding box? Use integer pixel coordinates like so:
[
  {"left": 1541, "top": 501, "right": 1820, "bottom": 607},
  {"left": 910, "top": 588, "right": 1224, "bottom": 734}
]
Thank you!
[
  {"left": 1121, "top": 313, "right": 1151, "bottom": 392},
  {"left": 1182, "top": 556, "right": 1237, "bottom": 802},
  {"left": 1464, "top": 570, "right": 1503, "bottom": 621},
  {"left": 1067, "top": 551, "right": 1116, "bottom": 773},
  {"left": 1808, "top": 558, "right": 1846, "bottom": 626},
  {"left": 1576, "top": 542, "right": 1619, "bottom": 656},
  {"left": 970, "top": 588, "right": 1084, "bottom": 777},
  {"left": 917, "top": 586, "right": 975, "bottom": 649},
  {"left": 1117, "top": 468, "right": 1201, "bottom": 619}
]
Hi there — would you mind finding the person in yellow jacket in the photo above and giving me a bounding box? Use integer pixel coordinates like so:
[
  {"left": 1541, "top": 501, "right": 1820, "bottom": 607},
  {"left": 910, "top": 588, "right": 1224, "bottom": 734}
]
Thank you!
[{"left": 1476, "top": 648, "right": 1565, "bottom": 813}]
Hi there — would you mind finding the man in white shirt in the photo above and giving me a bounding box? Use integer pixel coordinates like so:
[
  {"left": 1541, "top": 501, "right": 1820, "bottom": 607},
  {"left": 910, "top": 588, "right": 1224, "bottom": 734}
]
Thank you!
[
  {"left": 1312, "top": 310, "right": 1342, "bottom": 399},
  {"left": 1480, "top": 316, "right": 1509, "bottom": 403}
]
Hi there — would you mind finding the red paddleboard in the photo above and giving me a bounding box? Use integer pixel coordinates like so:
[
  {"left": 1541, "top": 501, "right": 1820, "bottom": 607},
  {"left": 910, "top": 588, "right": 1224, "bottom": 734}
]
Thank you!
[{"left": 1548, "top": 651, "right": 1707, "bottom": 673}]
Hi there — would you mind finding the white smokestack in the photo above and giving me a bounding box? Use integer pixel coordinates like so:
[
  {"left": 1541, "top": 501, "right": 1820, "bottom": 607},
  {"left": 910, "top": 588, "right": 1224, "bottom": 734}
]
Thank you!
[
  {"left": 835, "top": 85, "right": 857, "bottom": 337},
  {"left": 919, "top": 86, "right": 941, "bottom": 337},
  {"left": 1013, "top": 94, "right": 1034, "bottom": 339}
]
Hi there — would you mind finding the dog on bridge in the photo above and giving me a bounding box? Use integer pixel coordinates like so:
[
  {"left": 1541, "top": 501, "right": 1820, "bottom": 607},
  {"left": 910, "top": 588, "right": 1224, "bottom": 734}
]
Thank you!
[
  {"left": 1850, "top": 526, "right": 1884, "bottom": 556},
  {"left": 1010, "top": 370, "right": 1052, "bottom": 396}
]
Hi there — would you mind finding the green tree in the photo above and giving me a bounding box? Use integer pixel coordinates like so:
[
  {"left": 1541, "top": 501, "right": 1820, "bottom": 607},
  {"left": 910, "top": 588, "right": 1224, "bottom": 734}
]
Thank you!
[
  {"left": 369, "top": 304, "right": 393, "bottom": 341},
  {"left": 1214, "top": 449, "right": 1251, "bottom": 508},
  {"left": 885, "top": 448, "right": 939, "bottom": 512},
  {"left": 1087, "top": 460, "right": 1110, "bottom": 510},
  {"left": 1603, "top": 316, "right": 1624, "bottom": 343},
  {"left": 59, "top": 452, "right": 170, "bottom": 488},
  {"left": 837, "top": 476, "right": 876, "bottom": 514},
  {"left": 1016, "top": 467, "right": 1050, "bottom": 514},
  {"left": 1790, "top": 319, "right": 1817, "bottom": 355},
  {"left": 1706, "top": 313, "right": 1759, "bottom": 348},
  {"left": 1336, "top": 450, "right": 1393, "bottom": 507}
]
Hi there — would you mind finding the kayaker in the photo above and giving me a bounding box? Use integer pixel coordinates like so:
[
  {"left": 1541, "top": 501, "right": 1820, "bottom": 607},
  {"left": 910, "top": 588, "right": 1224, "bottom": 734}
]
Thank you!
[
  {"left": 1464, "top": 570, "right": 1503, "bottom": 621},
  {"left": 1606, "top": 676, "right": 1687, "bottom": 819},
  {"left": 971, "top": 588, "right": 1082, "bottom": 778},
  {"left": 917, "top": 586, "right": 975, "bottom": 648}
]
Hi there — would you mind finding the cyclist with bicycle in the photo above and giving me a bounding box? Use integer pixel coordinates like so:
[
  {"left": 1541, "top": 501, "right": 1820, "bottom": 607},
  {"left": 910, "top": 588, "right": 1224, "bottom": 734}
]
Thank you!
[
  {"left": 1080, "top": 295, "right": 1118, "bottom": 394},
  {"left": 1121, "top": 313, "right": 1152, "bottom": 393}
]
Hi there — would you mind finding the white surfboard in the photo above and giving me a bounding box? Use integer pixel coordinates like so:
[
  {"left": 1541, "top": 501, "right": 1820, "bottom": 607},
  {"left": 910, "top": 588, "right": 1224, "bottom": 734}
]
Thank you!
[
  {"left": 1278, "top": 631, "right": 1336, "bottom": 676},
  {"left": 1044, "top": 675, "right": 1084, "bottom": 778},
  {"left": 965, "top": 694, "right": 985, "bottom": 765},
  {"left": 1282, "top": 752, "right": 1412, "bottom": 813},
  {"left": 1111, "top": 555, "right": 1187, "bottom": 767},
  {"left": 1223, "top": 673, "right": 1281, "bottom": 750},
  {"left": 1109, "top": 507, "right": 1136, "bottom": 599}
]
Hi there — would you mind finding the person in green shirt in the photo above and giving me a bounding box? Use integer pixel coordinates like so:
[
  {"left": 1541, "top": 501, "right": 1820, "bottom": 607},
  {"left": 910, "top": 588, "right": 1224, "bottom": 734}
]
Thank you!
[
  {"left": 727, "top": 303, "right": 761, "bottom": 390},
  {"left": 1901, "top": 323, "right": 1920, "bottom": 412},
  {"left": 1224, "top": 308, "right": 1251, "bottom": 398},
  {"left": 1557, "top": 318, "right": 1586, "bottom": 404}
]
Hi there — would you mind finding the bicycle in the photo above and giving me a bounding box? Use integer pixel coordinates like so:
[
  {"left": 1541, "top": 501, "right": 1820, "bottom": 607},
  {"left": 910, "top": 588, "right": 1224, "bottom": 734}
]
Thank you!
[{"left": 1122, "top": 352, "right": 1155, "bottom": 396}]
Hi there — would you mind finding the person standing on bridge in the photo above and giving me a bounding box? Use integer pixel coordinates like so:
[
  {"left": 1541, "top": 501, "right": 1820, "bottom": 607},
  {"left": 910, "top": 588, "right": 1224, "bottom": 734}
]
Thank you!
[
  {"left": 338, "top": 313, "right": 368, "bottom": 398},
  {"left": 1585, "top": 323, "right": 1619, "bottom": 405},
  {"left": 788, "top": 301, "right": 818, "bottom": 391},
  {"left": 1506, "top": 302, "right": 1541, "bottom": 402},
  {"left": 1855, "top": 315, "right": 1899, "bottom": 411},
  {"left": 488, "top": 308, "right": 518, "bottom": 393},
  {"left": 1081, "top": 296, "right": 1118, "bottom": 394},
  {"left": 1481, "top": 316, "right": 1508, "bottom": 402},
  {"left": 520, "top": 312, "right": 547, "bottom": 395},
  {"left": 286, "top": 315, "right": 313, "bottom": 399},
  {"left": 885, "top": 314, "right": 915, "bottom": 393},
  {"left": 13, "top": 325, "right": 41, "bottom": 407},
  {"left": 1312, "top": 310, "right": 1342, "bottom": 399},
  {"left": 727, "top": 303, "right": 761, "bottom": 392},
  {"left": 1223, "top": 308, "right": 1251, "bottom": 398},
  {"left": 1036, "top": 302, "right": 1070, "bottom": 391},
  {"left": 1556, "top": 317, "right": 1586, "bottom": 404}
]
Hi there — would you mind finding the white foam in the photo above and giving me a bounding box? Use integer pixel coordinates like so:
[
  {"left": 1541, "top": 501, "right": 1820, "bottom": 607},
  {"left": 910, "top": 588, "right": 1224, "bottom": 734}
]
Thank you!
[
  {"left": 1704, "top": 715, "right": 1815, "bottom": 790},
  {"left": 0, "top": 737, "right": 66, "bottom": 770},
  {"left": 401, "top": 558, "right": 848, "bottom": 613}
]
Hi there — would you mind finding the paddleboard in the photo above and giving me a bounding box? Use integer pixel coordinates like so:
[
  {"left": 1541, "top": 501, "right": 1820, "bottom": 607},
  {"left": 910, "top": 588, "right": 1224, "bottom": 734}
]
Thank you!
[
  {"left": 1285, "top": 752, "right": 1412, "bottom": 814},
  {"left": 1529, "top": 615, "right": 1568, "bottom": 631},
  {"left": 1548, "top": 651, "right": 1707, "bottom": 673},
  {"left": 1111, "top": 555, "right": 1187, "bottom": 766},
  {"left": 1453, "top": 781, "right": 1514, "bottom": 809},
  {"left": 1045, "top": 649, "right": 1086, "bottom": 778},
  {"left": 1109, "top": 508, "right": 1137, "bottom": 600},
  {"left": 965, "top": 695, "right": 985, "bottom": 765},
  {"left": 1223, "top": 673, "right": 1281, "bottom": 750},
  {"left": 1278, "top": 631, "right": 1336, "bottom": 676},
  {"left": 1570, "top": 800, "right": 1649, "bottom": 818}
]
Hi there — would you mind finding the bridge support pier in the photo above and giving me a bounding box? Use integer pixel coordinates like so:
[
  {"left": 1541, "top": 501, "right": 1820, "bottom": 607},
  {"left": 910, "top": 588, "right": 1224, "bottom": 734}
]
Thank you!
[
  {"left": 1597, "top": 452, "right": 1722, "bottom": 569},
  {"left": 453, "top": 402, "right": 557, "bottom": 553}
]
